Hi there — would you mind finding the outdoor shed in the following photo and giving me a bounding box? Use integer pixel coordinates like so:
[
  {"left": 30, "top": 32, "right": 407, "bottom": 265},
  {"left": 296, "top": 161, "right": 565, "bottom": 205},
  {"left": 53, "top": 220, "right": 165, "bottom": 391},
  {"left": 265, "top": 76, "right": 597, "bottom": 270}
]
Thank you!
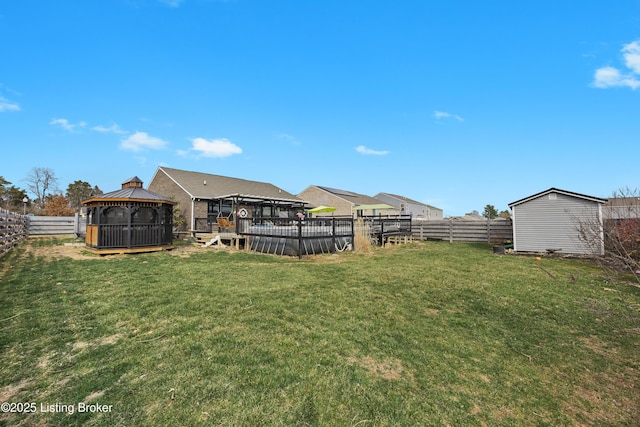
[
  {"left": 508, "top": 188, "right": 607, "bottom": 255},
  {"left": 82, "top": 176, "right": 175, "bottom": 254}
]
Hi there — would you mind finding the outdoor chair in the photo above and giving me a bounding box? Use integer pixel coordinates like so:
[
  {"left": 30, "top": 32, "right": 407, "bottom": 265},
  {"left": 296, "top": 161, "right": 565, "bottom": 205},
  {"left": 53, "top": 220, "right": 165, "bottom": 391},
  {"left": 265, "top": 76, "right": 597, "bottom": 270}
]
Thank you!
[{"left": 217, "top": 217, "right": 232, "bottom": 232}]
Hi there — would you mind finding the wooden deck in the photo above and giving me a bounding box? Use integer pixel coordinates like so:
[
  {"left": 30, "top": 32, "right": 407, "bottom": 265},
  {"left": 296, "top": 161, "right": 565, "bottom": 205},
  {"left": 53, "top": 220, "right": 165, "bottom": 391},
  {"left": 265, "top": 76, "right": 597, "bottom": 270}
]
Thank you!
[
  {"left": 84, "top": 245, "right": 174, "bottom": 255},
  {"left": 195, "top": 232, "right": 247, "bottom": 249}
]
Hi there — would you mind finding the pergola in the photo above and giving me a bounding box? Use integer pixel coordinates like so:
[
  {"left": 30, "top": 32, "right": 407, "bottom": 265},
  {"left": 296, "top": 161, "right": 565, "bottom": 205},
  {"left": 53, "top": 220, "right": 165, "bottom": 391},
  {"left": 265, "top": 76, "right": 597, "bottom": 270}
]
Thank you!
[{"left": 82, "top": 177, "right": 176, "bottom": 254}]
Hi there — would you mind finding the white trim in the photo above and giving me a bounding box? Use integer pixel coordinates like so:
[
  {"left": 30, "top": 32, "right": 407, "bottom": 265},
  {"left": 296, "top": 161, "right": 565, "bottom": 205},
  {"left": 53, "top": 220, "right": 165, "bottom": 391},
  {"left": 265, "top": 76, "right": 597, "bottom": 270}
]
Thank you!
[
  {"left": 158, "top": 166, "right": 194, "bottom": 198},
  {"left": 191, "top": 197, "right": 195, "bottom": 231}
]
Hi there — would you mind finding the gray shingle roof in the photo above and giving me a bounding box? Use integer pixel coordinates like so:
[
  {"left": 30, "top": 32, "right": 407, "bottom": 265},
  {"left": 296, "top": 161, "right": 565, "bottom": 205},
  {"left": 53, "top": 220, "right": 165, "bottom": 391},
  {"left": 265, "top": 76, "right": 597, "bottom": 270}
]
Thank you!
[
  {"left": 376, "top": 192, "right": 425, "bottom": 206},
  {"left": 157, "top": 167, "right": 305, "bottom": 204},
  {"left": 316, "top": 186, "right": 383, "bottom": 206}
]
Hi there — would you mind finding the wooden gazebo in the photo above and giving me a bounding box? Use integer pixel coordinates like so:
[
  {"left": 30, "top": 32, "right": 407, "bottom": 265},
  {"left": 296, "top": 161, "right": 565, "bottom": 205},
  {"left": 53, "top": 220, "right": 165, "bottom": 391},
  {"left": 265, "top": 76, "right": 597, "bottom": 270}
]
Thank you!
[{"left": 82, "top": 176, "right": 176, "bottom": 254}]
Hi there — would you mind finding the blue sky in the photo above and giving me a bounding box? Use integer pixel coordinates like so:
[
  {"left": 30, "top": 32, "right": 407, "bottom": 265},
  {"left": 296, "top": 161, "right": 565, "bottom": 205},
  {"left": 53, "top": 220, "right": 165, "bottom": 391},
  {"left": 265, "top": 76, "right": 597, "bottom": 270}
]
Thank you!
[{"left": 1, "top": 1, "right": 639, "bottom": 216}]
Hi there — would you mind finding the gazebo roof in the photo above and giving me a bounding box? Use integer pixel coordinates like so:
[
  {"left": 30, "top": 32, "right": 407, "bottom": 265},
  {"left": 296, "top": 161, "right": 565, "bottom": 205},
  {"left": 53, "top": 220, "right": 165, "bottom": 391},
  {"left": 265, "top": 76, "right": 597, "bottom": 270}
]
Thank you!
[{"left": 82, "top": 176, "right": 176, "bottom": 205}]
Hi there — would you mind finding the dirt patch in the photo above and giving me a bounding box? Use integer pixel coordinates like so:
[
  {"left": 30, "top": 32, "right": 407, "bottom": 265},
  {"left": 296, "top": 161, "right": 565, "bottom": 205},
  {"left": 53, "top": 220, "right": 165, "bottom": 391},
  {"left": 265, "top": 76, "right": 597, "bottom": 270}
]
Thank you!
[
  {"left": 84, "top": 390, "right": 105, "bottom": 401},
  {"left": 347, "top": 355, "right": 413, "bottom": 381},
  {"left": 98, "top": 334, "right": 121, "bottom": 345},
  {"left": 24, "top": 242, "right": 211, "bottom": 260},
  {"left": 26, "top": 243, "right": 96, "bottom": 261},
  {"left": 167, "top": 244, "right": 210, "bottom": 257},
  {"left": 0, "top": 379, "right": 31, "bottom": 402}
]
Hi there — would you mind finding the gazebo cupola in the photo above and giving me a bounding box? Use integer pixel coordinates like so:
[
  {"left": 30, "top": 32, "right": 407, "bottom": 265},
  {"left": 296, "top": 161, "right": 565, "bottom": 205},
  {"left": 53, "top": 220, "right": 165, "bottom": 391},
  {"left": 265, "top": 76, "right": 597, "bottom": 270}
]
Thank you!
[{"left": 82, "top": 176, "right": 176, "bottom": 254}]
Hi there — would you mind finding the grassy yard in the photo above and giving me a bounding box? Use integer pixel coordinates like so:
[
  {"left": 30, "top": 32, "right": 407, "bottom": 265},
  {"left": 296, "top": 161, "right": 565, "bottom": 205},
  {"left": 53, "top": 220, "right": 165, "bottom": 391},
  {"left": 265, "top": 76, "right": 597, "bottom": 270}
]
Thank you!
[{"left": 1, "top": 238, "right": 639, "bottom": 426}]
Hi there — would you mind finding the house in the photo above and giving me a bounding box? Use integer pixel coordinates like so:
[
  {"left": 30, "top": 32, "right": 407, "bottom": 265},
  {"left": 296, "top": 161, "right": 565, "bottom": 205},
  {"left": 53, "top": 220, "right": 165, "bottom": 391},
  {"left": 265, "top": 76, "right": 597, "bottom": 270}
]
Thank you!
[
  {"left": 373, "top": 192, "right": 443, "bottom": 220},
  {"left": 508, "top": 188, "right": 607, "bottom": 255},
  {"left": 148, "top": 167, "right": 307, "bottom": 233},
  {"left": 602, "top": 197, "right": 640, "bottom": 220},
  {"left": 298, "top": 185, "right": 395, "bottom": 217}
]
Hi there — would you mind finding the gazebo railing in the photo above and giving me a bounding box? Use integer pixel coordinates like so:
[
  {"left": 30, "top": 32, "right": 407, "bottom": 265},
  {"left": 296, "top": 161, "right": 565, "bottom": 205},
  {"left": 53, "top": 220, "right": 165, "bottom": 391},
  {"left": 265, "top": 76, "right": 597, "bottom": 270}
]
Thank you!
[{"left": 87, "top": 223, "right": 172, "bottom": 249}]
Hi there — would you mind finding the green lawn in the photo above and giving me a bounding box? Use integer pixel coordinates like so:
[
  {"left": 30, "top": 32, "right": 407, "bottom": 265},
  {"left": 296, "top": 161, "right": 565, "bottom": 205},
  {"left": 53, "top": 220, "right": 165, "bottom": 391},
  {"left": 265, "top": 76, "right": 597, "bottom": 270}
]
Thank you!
[{"left": 1, "top": 238, "right": 639, "bottom": 426}]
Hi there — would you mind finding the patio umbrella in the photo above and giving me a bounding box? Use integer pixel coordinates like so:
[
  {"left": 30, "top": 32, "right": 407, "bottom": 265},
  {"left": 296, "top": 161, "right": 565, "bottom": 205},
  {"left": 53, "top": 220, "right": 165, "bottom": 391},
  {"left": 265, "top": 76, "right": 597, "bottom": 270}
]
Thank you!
[
  {"left": 308, "top": 205, "right": 337, "bottom": 213},
  {"left": 352, "top": 203, "right": 395, "bottom": 211}
]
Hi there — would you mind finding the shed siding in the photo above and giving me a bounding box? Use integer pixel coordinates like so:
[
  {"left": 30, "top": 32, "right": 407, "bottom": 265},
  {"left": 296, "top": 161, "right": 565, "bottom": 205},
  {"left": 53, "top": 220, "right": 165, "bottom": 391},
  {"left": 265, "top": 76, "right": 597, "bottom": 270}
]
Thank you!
[{"left": 513, "top": 192, "right": 601, "bottom": 254}]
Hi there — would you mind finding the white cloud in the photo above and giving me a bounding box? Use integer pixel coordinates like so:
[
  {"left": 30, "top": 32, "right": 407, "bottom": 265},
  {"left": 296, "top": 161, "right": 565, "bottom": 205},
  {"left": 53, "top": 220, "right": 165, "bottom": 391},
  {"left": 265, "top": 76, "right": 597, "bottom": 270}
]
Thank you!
[
  {"left": 355, "top": 145, "right": 389, "bottom": 156},
  {"left": 592, "top": 40, "right": 640, "bottom": 90},
  {"left": 120, "top": 131, "right": 168, "bottom": 151},
  {"left": 191, "top": 137, "right": 242, "bottom": 158},
  {"left": 92, "top": 123, "right": 127, "bottom": 134},
  {"left": 623, "top": 40, "right": 640, "bottom": 74},
  {"left": 0, "top": 96, "right": 20, "bottom": 112},
  {"left": 434, "top": 111, "right": 464, "bottom": 121},
  {"left": 159, "top": 0, "right": 184, "bottom": 7},
  {"left": 276, "top": 133, "right": 301, "bottom": 145},
  {"left": 49, "top": 118, "right": 87, "bottom": 132}
]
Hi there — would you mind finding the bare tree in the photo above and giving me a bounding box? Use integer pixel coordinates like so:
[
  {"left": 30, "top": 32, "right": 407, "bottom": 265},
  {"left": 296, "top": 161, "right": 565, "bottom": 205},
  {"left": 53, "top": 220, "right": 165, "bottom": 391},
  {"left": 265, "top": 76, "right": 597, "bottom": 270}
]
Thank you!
[
  {"left": 24, "top": 167, "right": 58, "bottom": 208},
  {"left": 577, "top": 187, "right": 640, "bottom": 285}
]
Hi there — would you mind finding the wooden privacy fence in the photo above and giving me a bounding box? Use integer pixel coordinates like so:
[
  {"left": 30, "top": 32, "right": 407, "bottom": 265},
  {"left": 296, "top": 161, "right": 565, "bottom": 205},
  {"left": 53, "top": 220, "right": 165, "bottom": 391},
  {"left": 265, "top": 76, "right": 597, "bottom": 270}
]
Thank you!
[
  {"left": 411, "top": 219, "right": 513, "bottom": 244},
  {"left": 28, "top": 214, "right": 86, "bottom": 236},
  {"left": 0, "top": 208, "right": 28, "bottom": 257}
]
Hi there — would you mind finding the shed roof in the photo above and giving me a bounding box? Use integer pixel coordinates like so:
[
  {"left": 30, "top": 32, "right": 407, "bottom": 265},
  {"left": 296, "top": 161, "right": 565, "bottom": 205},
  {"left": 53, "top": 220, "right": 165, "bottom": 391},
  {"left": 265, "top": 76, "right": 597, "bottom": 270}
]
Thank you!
[
  {"left": 508, "top": 187, "right": 607, "bottom": 208},
  {"left": 152, "top": 166, "right": 305, "bottom": 204}
]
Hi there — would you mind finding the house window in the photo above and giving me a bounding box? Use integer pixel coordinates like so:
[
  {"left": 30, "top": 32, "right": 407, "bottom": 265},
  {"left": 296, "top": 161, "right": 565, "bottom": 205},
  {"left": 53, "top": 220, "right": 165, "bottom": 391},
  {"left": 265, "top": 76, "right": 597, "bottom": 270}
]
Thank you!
[
  {"left": 208, "top": 200, "right": 233, "bottom": 224},
  {"left": 549, "top": 193, "right": 557, "bottom": 200},
  {"left": 208, "top": 201, "right": 219, "bottom": 217}
]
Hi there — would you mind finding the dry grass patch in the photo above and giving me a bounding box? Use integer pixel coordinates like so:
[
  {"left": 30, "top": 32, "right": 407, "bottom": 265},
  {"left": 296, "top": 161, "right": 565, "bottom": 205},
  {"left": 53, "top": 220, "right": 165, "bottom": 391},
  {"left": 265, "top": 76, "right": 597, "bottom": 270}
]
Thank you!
[
  {"left": 347, "top": 355, "right": 414, "bottom": 381},
  {"left": 0, "top": 379, "right": 31, "bottom": 402}
]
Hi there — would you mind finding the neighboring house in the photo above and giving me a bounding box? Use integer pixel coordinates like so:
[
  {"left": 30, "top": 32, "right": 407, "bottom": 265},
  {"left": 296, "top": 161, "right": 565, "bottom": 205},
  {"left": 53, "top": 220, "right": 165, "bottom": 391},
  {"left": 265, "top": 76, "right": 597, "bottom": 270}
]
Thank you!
[
  {"left": 602, "top": 197, "right": 640, "bottom": 220},
  {"left": 148, "top": 166, "right": 307, "bottom": 232},
  {"left": 508, "top": 187, "right": 607, "bottom": 255},
  {"left": 457, "top": 210, "right": 486, "bottom": 221},
  {"left": 298, "top": 185, "right": 395, "bottom": 217},
  {"left": 373, "top": 192, "right": 443, "bottom": 220}
]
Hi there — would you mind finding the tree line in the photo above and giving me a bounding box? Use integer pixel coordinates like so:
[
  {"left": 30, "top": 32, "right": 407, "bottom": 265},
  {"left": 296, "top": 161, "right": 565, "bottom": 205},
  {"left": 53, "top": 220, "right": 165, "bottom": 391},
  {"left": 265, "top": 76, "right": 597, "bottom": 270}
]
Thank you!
[{"left": 0, "top": 167, "right": 102, "bottom": 216}]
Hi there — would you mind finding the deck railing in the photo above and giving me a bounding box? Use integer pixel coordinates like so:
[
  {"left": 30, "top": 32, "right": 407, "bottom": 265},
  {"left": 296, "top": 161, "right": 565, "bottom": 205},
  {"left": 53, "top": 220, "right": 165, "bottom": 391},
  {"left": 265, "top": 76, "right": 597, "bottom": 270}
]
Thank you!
[
  {"left": 359, "top": 214, "right": 413, "bottom": 244},
  {"left": 236, "top": 216, "right": 354, "bottom": 258}
]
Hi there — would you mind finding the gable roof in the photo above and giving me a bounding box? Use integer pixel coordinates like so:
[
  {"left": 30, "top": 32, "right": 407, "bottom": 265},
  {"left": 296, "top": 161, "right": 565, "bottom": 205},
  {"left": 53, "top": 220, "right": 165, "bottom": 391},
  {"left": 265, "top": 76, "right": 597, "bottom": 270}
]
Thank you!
[
  {"left": 375, "top": 192, "right": 426, "bottom": 206},
  {"left": 151, "top": 167, "right": 305, "bottom": 204},
  {"left": 508, "top": 187, "right": 607, "bottom": 208},
  {"left": 315, "top": 185, "right": 384, "bottom": 207}
]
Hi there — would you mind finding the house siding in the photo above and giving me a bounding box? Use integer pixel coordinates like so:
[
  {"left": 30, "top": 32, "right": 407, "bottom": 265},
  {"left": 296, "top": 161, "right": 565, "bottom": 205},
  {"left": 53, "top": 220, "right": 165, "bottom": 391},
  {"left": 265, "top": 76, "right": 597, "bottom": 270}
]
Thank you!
[
  {"left": 373, "top": 193, "right": 443, "bottom": 219},
  {"left": 298, "top": 187, "right": 355, "bottom": 216},
  {"left": 512, "top": 192, "right": 602, "bottom": 254},
  {"left": 148, "top": 170, "right": 193, "bottom": 231}
]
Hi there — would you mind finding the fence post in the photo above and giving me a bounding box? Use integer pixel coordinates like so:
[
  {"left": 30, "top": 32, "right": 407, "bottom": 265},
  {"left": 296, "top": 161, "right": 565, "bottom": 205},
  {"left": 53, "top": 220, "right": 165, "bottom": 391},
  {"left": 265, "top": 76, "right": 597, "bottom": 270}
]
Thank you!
[
  {"left": 449, "top": 219, "right": 453, "bottom": 243},
  {"left": 486, "top": 219, "right": 490, "bottom": 243},
  {"left": 331, "top": 218, "right": 336, "bottom": 252},
  {"left": 297, "top": 217, "right": 303, "bottom": 260}
]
